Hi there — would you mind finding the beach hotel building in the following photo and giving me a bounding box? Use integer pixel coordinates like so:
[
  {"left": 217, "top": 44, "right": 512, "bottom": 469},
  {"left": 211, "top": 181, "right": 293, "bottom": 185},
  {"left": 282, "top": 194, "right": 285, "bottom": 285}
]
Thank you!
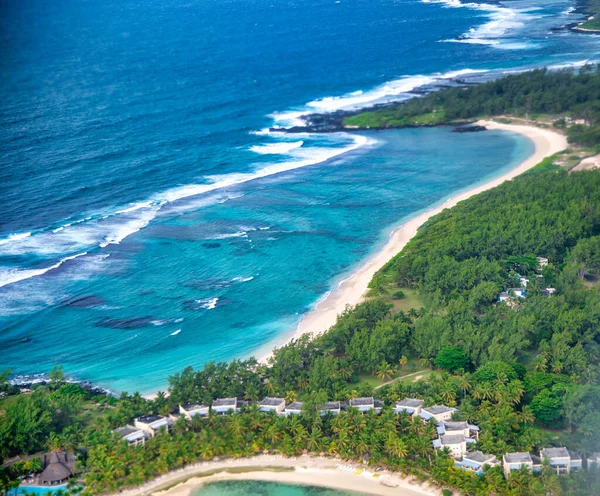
[
  {"left": 212, "top": 397, "right": 238, "bottom": 414},
  {"left": 540, "top": 447, "right": 582, "bottom": 474},
  {"left": 349, "top": 397, "right": 384, "bottom": 413},
  {"left": 394, "top": 398, "right": 424, "bottom": 417},
  {"left": 282, "top": 401, "right": 303, "bottom": 416},
  {"left": 433, "top": 434, "right": 473, "bottom": 458},
  {"left": 455, "top": 451, "right": 500, "bottom": 475},
  {"left": 437, "top": 420, "right": 479, "bottom": 440},
  {"left": 259, "top": 397, "right": 286, "bottom": 414},
  {"left": 319, "top": 401, "right": 341, "bottom": 416},
  {"left": 134, "top": 415, "right": 173, "bottom": 437},
  {"left": 419, "top": 405, "right": 457, "bottom": 422},
  {"left": 179, "top": 403, "right": 210, "bottom": 419},
  {"left": 113, "top": 425, "right": 147, "bottom": 447},
  {"left": 503, "top": 452, "right": 541, "bottom": 478}
]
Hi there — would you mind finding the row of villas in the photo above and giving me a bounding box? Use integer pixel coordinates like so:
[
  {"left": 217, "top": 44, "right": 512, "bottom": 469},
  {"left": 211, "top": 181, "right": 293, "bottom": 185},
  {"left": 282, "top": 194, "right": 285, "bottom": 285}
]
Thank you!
[
  {"left": 113, "top": 395, "right": 599, "bottom": 480},
  {"left": 498, "top": 257, "right": 556, "bottom": 305}
]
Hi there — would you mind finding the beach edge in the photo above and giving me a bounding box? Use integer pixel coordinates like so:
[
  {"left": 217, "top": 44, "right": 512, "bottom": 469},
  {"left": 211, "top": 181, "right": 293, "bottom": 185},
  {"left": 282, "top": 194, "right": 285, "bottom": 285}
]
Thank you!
[{"left": 258, "top": 121, "right": 568, "bottom": 361}]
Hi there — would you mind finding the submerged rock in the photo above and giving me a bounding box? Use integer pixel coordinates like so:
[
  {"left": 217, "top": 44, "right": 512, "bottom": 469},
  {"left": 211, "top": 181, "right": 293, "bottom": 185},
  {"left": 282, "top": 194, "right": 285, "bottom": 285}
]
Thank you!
[
  {"left": 95, "top": 317, "right": 155, "bottom": 329},
  {"left": 61, "top": 295, "right": 106, "bottom": 307}
]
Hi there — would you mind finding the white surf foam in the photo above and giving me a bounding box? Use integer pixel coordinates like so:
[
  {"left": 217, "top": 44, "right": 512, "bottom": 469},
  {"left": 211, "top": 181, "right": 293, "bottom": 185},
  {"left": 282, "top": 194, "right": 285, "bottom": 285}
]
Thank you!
[
  {"left": 250, "top": 141, "right": 304, "bottom": 154},
  {"left": 170, "top": 329, "right": 182, "bottom": 336},
  {"left": 232, "top": 276, "right": 254, "bottom": 283},
  {"left": 0, "top": 232, "right": 31, "bottom": 246},
  {"left": 424, "top": 0, "right": 537, "bottom": 48},
  {"left": 196, "top": 297, "right": 219, "bottom": 310},
  {"left": 0, "top": 252, "right": 88, "bottom": 289}
]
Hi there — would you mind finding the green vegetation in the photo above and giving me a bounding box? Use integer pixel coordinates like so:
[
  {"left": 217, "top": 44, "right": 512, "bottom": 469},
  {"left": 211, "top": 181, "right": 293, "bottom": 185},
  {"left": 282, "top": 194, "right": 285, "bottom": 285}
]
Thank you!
[
  {"left": 3, "top": 166, "right": 600, "bottom": 495},
  {"left": 344, "top": 65, "right": 600, "bottom": 147},
  {"left": 578, "top": 0, "right": 600, "bottom": 30}
]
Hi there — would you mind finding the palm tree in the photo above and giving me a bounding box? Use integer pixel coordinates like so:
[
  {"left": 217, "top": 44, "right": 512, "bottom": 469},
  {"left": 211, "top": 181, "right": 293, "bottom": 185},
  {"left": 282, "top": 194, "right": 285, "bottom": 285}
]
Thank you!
[
  {"left": 376, "top": 362, "right": 395, "bottom": 382},
  {"left": 457, "top": 373, "right": 472, "bottom": 399},
  {"left": 285, "top": 390, "right": 297, "bottom": 403},
  {"left": 398, "top": 355, "right": 408, "bottom": 372}
]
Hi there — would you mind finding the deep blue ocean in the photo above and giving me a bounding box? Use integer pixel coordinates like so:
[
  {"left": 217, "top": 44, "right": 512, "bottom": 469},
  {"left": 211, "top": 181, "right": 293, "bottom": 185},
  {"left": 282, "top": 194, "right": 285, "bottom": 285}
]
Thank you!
[{"left": 1, "top": 0, "right": 599, "bottom": 393}]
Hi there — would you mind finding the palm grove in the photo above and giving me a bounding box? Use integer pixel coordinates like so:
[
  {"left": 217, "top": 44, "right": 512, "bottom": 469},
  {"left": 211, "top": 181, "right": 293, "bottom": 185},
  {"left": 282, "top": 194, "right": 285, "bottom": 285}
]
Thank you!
[{"left": 3, "top": 75, "right": 600, "bottom": 496}]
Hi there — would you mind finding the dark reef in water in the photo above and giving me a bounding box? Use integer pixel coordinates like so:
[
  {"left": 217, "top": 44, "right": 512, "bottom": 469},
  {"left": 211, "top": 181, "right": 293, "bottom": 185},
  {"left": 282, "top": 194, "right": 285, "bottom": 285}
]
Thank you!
[
  {"left": 61, "top": 295, "right": 106, "bottom": 307},
  {"left": 202, "top": 242, "right": 221, "bottom": 248},
  {"left": 95, "top": 317, "right": 156, "bottom": 329}
]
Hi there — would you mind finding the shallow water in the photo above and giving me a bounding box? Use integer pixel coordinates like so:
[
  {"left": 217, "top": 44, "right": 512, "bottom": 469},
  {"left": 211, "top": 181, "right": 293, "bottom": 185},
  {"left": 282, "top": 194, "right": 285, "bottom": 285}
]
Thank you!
[{"left": 194, "top": 480, "right": 364, "bottom": 496}]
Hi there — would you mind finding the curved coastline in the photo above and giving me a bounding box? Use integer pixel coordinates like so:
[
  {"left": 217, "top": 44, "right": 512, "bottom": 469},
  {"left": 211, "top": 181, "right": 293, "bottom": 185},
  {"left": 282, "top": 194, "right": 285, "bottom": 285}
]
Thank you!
[
  {"left": 259, "top": 121, "right": 568, "bottom": 361},
  {"left": 115, "top": 455, "right": 440, "bottom": 496}
]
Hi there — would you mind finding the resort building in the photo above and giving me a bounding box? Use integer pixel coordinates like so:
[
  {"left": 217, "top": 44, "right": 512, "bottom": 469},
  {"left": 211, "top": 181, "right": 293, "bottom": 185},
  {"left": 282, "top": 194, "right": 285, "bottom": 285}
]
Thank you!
[
  {"left": 432, "top": 434, "right": 473, "bottom": 458},
  {"left": 588, "top": 453, "right": 600, "bottom": 467},
  {"left": 134, "top": 415, "right": 173, "bottom": 437},
  {"left": 212, "top": 397, "right": 238, "bottom": 414},
  {"left": 39, "top": 452, "right": 74, "bottom": 486},
  {"left": 282, "top": 401, "right": 303, "bottom": 416},
  {"left": 394, "top": 398, "right": 424, "bottom": 416},
  {"left": 498, "top": 288, "right": 526, "bottom": 302},
  {"left": 348, "top": 397, "right": 383, "bottom": 413},
  {"left": 419, "top": 405, "right": 457, "bottom": 422},
  {"left": 503, "top": 452, "right": 541, "bottom": 478},
  {"left": 179, "top": 403, "right": 210, "bottom": 419},
  {"left": 519, "top": 277, "right": 529, "bottom": 288},
  {"left": 537, "top": 257, "right": 549, "bottom": 267},
  {"left": 259, "top": 397, "right": 286, "bottom": 414},
  {"left": 113, "top": 425, "right": 147, "bottom": 447},
  {"left": 455, "top": 451, "right": 499, "bottom": 475},
  {"left": 437, "top": 420, "right": 479, "bottom": 440},
  {"left": 319, "top": 401, "right": 341, "bottom": 416},
  {"left": 540, "top": 447, "right": 581, "bottom": 474},
  {"left": 541, "top": 287, "right": 557, "bottom": 296}
]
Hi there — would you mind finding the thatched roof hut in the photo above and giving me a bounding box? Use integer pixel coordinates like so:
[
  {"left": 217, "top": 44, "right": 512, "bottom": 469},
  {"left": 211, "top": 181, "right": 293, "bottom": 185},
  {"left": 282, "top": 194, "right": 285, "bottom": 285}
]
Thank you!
[{"left": 39, "top": 452, "right": 72, "bottom": 485}]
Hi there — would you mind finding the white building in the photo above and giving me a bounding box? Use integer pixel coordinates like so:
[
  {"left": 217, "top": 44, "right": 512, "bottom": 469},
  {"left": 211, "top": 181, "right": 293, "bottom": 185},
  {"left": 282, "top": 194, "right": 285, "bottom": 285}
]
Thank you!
[
  {"left": 394, "top": 398, "right": 424, "bottom": 417},
  {"left": 541, "top": 447, "right": 581, "bottom": 474},
  {"left": 113, "top": 425, "right": 147, "bottom": 447},
  {"left": 179, "top": 403, "right": 210, "bottom": 419},
  {"left": 437, "top": 420, "right": 479, "bottom": 440},
  {"left": 419, "top": 405, "right": 457, "bottom": 422},
  {"left": 537, "top": 257, "right": 549, "bottom": 267},
  {"left": 319, "top": 401, "right": 341, "bottom": 416},
  {"left": 349, "top": 397, "right": 375, "bottom": 412},
  {"left": 503, "top": 452, "right": 541, "bottom": 478},
  {"left": 134, "top": 415, "right": 173, "bottom": 437},
  {"left": 455, "top": 451, "right": 499, "bottom": 475},
  {"left": 433, "top": 434, "right": 472, "bottom": 458},
  {"left": 212, "top": 397, "right": 238, "bottom": 414},
  {"left": 282, "top": 401, "right": 303, "bottom": 416},
  {"left": 259, "top": 397, "right": 286, "bottom": 414}
]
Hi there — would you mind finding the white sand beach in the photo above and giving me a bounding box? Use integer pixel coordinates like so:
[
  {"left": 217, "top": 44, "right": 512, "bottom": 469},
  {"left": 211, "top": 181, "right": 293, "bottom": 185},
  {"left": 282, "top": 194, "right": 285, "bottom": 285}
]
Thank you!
[
  {"left": 116, "top": 455, "right": 440, "bottom": 496},
  {"left": 259, "top": 121, "right": 568, "bottom": 360}
]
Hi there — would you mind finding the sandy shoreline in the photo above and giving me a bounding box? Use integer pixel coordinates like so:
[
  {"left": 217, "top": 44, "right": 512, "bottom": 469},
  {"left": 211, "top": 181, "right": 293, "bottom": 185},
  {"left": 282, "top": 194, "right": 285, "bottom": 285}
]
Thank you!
[
  {"left": 259, "top": 121, "right": 567, "bottom": 361},
  {"left": 116, "top": 455, "right": 440, "bottom": 496}
]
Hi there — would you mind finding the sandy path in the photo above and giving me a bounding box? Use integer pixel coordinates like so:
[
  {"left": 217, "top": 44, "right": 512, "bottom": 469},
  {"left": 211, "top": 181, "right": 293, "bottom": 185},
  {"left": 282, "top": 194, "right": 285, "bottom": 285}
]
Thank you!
[{"left": 258, "top": 121, "right": 567, "bottom": 360}]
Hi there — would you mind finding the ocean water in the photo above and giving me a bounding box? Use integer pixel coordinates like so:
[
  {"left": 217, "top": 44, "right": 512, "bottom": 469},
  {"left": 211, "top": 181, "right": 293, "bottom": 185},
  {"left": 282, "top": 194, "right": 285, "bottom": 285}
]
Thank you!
[
  {"left": 194, "top": 480, "right": 363, "bottom": 496},
  {"left": 1, "top": 0, "right": 599, "bottom": 393}
]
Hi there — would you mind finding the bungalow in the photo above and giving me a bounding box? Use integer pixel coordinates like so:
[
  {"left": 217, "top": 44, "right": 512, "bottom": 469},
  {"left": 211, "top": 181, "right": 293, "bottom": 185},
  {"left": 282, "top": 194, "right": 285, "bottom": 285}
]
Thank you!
[
  {"left": 394, "top": 398, "right": 424, "bottom": 417},
  {"left": 349, "top": 397, "right": 374, "bottom": 412},
  {"left": 519, "top": 277, "right": 529, "bottom": 288},
  {"left": 179, "top": 403, "right": 210, "bottom": 419},
  {"left": 259, "top": 397, "right": 286, "bottom": 414},
  {"left": 455, "top": 451, "right": 499, "bottom": 475},
  {"left": 541, "top": 287, "right": 557, "bottom": 296},
  {"left": 537, "top": 257, "right": 549, "bottom": 267},
  {"left": 437, "top": 420, "right": 479, "bottom": 440},
  {"left": 503, "top": 452, "right": 541, "bottom": 478},
  {"left": 540, "top": 447, "right": 580, "bottom": 474},
  {"left": 419, "top": 405, "right": 457, "bottom": 422},
  {"left": 113, "top": 425, "right": 147, "bottom": 447},
  {"left": 212, "top": 397, "right": 238, "bottom": 414},
  {"left": 39, "top": 452, "right": 74, "bottom": 486},
  {"left": 282, "top": 401, "right": 303, "bottom": 416},
  {"left": 433, "top": 434, "right": 472, "bottom": 458},
  {"left": 319, "top": 401, "right": 341, "bottom": 416},
  {"left": 588, "top": 452, "right": 600, "bottom": 467},
  {"left": 134, "top": 415, "right": 173, "bottom": 437}
]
